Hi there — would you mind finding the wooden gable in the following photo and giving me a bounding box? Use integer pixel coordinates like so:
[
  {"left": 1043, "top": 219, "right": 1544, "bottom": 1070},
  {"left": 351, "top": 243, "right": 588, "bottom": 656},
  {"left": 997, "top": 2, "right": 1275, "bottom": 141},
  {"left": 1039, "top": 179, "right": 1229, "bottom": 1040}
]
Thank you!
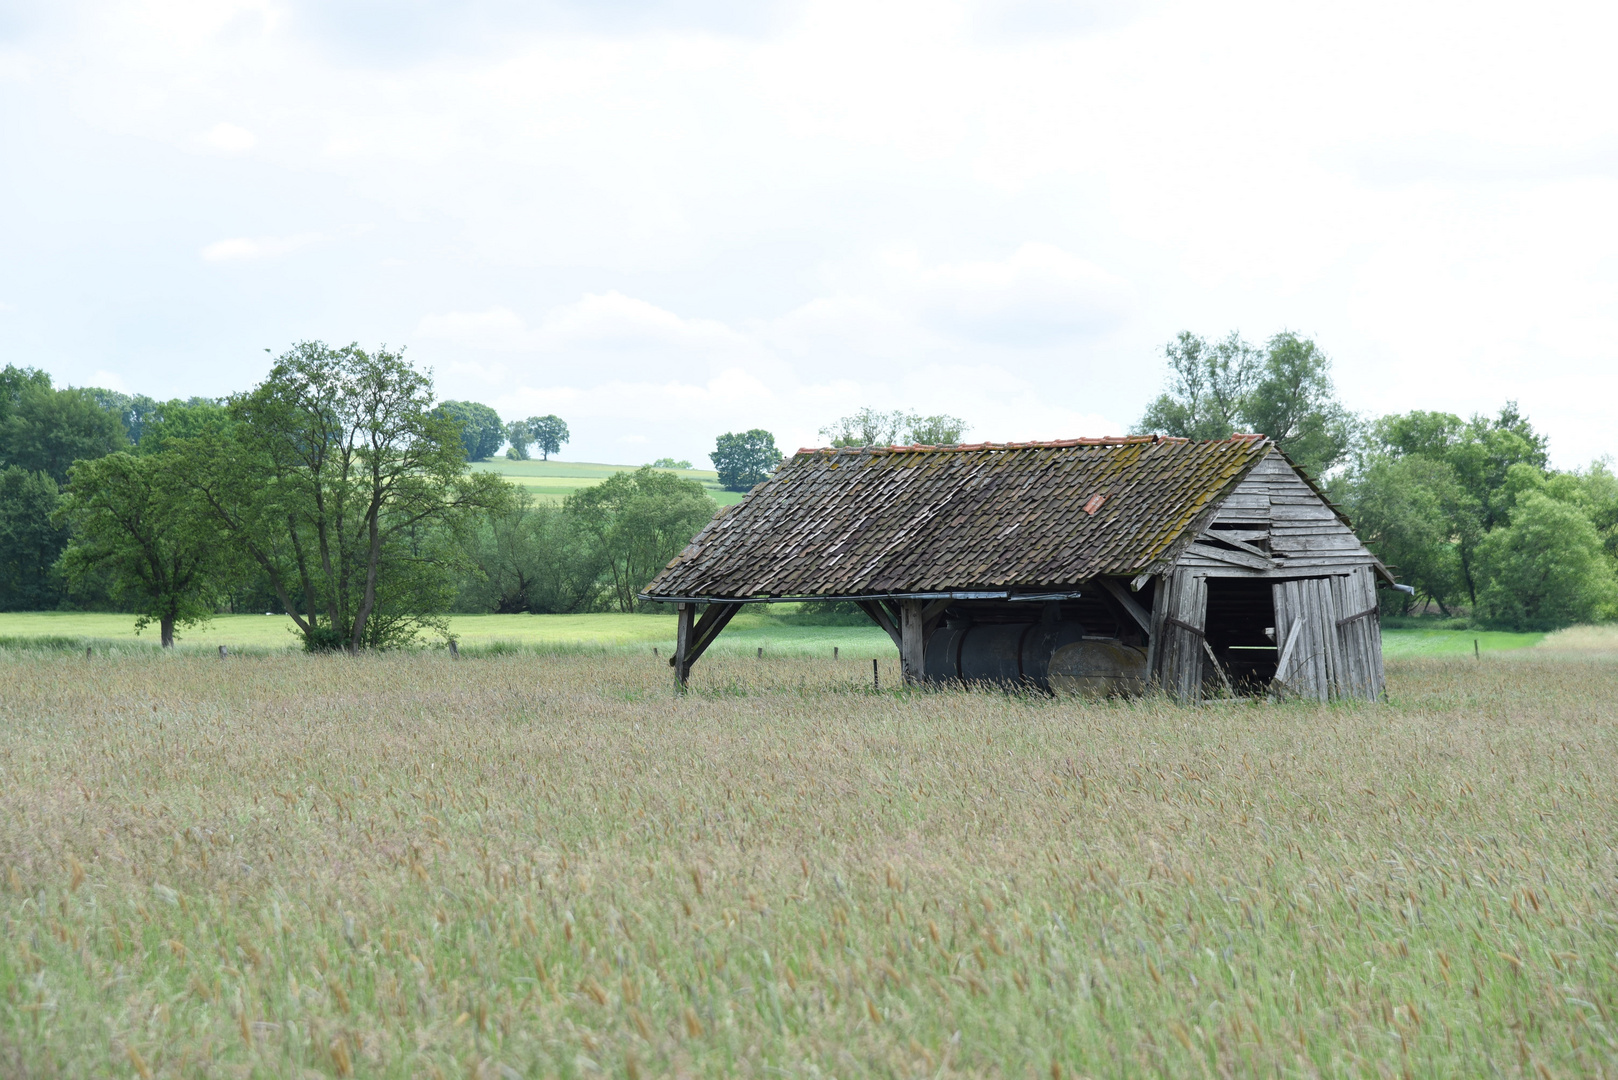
[{"left": 1172, "top": 448, "right": 1386, "bottom": 579}]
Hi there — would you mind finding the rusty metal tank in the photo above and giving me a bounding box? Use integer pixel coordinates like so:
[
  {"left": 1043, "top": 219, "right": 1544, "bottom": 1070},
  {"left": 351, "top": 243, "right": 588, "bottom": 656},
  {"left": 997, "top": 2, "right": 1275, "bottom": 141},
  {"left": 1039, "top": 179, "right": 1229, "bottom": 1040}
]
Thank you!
[{"left": 923, "top": 608, "right": 1088, "bottom": 689}]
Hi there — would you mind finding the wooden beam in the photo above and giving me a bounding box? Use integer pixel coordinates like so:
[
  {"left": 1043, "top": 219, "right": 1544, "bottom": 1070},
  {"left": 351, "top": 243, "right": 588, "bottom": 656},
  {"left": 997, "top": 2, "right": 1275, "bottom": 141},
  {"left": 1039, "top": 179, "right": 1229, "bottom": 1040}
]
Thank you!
[
  {"left": 669, "top": 601, "right": 742, "bottom": 685},
  {"left": 855, "top": 599, "right": 903, "bottom": 649},
  {"left": 899, "top": 600, "right": 927, "bottom": 685},
  {"left": 1098, "top": 577, "right": 1152, "bottom": 634},
  {"left": 1201, "top": 638, "right": 1235, "bottom": 698},
  {"left": 1184, "top": 542, "right": 1274, "bottom": 571},
  {"left": 1199, "top": 530, "right": 1272, "bottom": 560},
  {"left": 673, "top": 602, "right": 695, "bottom": 687}
]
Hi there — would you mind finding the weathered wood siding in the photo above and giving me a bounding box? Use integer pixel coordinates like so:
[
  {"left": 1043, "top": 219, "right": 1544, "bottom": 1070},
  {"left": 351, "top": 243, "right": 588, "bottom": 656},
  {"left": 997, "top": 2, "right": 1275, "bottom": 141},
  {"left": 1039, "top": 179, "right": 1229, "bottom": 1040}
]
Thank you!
[
  {"left": 1160, "top": 448, "right": 1387, "bottom": 702},
  {"left": 1176, "top": 448, "right": 1378, "bottom": 577},
  {"left": 1152, "top": 570, "right": 1209, "bottom": 701}
]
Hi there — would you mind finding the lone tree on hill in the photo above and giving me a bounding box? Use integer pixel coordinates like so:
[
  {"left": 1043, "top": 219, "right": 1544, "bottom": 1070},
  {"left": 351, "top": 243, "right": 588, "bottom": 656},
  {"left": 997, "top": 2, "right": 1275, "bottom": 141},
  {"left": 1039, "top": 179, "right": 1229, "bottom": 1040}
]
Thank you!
[
  {"left": 527, "top": 415, "right": 569, "bottom": 460},
  {"left": 711, "top": 429, "right": 782, "bottom": 491}
]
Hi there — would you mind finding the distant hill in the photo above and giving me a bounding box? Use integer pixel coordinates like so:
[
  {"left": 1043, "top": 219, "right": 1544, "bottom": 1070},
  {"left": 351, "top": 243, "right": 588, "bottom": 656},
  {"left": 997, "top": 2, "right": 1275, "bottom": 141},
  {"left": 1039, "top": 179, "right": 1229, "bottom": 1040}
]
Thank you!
[{"left": 471, "top": 459, "right": 746, "bottom": 506}]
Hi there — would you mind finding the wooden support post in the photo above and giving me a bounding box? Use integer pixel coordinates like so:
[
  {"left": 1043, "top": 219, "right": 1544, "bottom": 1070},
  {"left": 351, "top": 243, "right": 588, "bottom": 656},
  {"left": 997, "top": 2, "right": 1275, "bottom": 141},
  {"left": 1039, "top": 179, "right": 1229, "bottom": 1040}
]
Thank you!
[
  {"left": 899, "top": 599, "right": 926, "bottom": 685},
  {"left": 674, "top": 602, "right": 695, "bottom": 688}
]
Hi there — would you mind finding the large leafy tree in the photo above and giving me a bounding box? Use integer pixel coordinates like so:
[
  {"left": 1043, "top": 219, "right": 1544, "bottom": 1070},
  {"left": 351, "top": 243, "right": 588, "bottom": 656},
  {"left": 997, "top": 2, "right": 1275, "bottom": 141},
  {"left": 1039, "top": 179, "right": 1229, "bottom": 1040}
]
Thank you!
[
  {"left": 527, "top": 415, "right": 569, "bottom": 460},
  {"left": 1357, "top": 404, "right": 1551, "bottom": 607},
  {"left": 504, "top": 420, "right": 533, "bottom": 460},
  {"left": 566, "top": 467, "right": 715, "bottom": 612},
  {"left": 54, "top": 451, "right": 233, "bottom": 646},
  {"left": 1341, "top": 454, "right": 1470, "bottom": 615},
  {"left": 1134, "top": 330, "right": 1353, "bottom": 477},
  {"left": 1473, "top": 490, "right": 1618, "bottom": 630},
  {"left": 0, "top": 466, "right": 67, "bottom": 610},
  {"left": 710, "top": 429, "right": 782, "bottom": 491},
  {"left": 0, "top": 368, "right": 128, "bottom": 483},
  {"left": 185, "top": 343, "right": 512, "bottom": 649},
  {"left": 438, "top": 400, "right": 505, "bottom": 461}
]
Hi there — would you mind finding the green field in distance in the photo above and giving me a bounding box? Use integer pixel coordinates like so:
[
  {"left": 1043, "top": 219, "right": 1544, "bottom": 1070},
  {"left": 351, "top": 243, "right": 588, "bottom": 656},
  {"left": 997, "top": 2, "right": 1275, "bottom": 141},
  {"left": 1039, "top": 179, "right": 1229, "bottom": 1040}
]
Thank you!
[
  {"left": 470, "top": 459, "right": 746, "bottom": 506},
  {"left": 0, "top": 610, "right": 1569, "bottom": 659}
]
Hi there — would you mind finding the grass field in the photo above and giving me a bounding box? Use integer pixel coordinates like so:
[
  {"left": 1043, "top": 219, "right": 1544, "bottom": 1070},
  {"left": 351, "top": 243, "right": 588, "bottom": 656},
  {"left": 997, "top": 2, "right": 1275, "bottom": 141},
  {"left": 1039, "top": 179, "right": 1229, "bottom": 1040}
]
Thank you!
[
  {"left": 3, "top": 642, "right": 1618, "bottom": 1077},
  {"left": 471, "top": 460, "right": 746, "bottom": 507},
  {"left": 0, "top": 610, "right": 1560, "bottom": 663}
]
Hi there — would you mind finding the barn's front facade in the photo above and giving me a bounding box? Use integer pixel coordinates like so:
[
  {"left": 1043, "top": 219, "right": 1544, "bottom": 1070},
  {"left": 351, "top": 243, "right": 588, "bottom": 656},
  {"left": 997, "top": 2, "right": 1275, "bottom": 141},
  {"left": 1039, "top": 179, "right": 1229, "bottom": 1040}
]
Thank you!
[{"left": 641, "top": 435, "right": 1396, "bottom": 701}]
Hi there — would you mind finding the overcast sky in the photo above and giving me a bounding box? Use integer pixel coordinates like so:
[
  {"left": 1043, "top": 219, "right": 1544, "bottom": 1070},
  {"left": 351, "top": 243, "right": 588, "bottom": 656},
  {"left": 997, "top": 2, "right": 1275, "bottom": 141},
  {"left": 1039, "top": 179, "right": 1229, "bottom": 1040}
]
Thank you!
[{"left": 3, "top": 0, "right": 1615, "bottom": 467}]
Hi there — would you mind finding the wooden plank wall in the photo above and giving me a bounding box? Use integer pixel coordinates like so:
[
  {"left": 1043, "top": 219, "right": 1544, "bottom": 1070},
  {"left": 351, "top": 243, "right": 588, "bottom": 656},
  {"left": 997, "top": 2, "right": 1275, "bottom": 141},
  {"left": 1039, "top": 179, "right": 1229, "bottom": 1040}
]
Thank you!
[
  {"left": 1272, "top": 577, "right": 1342, "bottom": 701},
  {"left": 1331, "top": 566, "right": 1384, "bottom": 700},
  {"left": 1177, "top": 449, "right": 1379, "bottom": 578},
  {"left": 1154, "top": 571, "right": 1209, "bottom": 701},
  {"left": 1163, "top": 448, "right": 1387, "bottom": 702}
]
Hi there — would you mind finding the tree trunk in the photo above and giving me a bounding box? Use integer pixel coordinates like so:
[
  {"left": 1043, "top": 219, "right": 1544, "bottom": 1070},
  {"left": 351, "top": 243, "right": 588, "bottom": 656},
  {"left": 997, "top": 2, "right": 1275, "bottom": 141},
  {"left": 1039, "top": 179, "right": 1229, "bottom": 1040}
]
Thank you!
[{"left": 160, "top": 615, "right": 175, "bottom": 648}]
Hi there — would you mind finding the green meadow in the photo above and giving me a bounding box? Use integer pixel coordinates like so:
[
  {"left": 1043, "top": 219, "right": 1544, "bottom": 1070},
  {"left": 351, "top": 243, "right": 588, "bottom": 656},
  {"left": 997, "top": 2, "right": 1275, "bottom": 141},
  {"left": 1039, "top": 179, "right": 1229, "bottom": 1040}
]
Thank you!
[
  {"left": 471, "top": 459, "right": 746, "bottom": 506},
  {"left": 0, "top": 610, "right": 1572, "bottom": 666}
]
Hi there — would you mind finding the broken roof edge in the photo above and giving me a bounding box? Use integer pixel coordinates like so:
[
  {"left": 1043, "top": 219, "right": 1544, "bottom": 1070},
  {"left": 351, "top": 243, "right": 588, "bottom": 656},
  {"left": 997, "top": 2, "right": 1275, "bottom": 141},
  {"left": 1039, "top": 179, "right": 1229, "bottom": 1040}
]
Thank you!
[{"left": 790, "top": 433, "right": 1268, "bottom": 456}]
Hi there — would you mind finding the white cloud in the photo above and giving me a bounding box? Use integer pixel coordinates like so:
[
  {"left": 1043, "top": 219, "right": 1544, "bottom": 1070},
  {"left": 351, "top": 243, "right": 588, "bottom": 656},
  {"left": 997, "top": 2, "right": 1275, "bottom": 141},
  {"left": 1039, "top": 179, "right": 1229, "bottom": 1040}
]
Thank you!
[
  {"left": 199, "top": 233, "right": 323, "bottom": 262},
  {"left": 88, "top": 369, "right": 128, "bottom": 392},
  {"left": 11, "top": 0, "right": 1618, "bottom": 466},
  {"left": 203, "top": 122, "right": 256, "bottom": 152}
]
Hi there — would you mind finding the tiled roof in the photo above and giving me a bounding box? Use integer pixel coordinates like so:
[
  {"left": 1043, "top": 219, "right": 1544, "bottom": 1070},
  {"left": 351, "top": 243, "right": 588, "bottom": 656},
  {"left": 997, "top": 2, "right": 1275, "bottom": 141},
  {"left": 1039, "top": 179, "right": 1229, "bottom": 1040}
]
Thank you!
[{"left": 642, "top": 435, "right": 1272, "bottom": 599}]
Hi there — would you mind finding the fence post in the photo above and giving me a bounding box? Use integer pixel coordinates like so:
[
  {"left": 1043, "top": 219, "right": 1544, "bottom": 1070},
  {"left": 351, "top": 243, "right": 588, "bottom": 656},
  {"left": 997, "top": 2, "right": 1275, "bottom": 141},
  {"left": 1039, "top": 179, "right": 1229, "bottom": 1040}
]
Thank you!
[
  {"left": 872, "top": 658, "right": 879, "bottom": 691},
  {"left": 218, "top": 645, "right": 227, "bottom": 659}
]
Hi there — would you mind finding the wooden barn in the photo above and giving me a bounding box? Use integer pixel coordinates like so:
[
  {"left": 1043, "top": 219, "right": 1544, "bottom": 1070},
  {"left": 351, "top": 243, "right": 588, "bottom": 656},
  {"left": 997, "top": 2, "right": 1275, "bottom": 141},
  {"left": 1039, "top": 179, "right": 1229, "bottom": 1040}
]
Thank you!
[{"left": 640, "top": 435, "right": 1398, "bottom": 701}]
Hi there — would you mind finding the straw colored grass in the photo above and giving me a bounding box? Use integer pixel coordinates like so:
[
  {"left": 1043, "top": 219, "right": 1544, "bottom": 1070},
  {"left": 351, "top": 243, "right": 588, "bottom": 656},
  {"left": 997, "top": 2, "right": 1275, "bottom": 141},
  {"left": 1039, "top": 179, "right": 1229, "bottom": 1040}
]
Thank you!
[{"left": 2, "top": 650, "right": 1616, "bottom": 1078}]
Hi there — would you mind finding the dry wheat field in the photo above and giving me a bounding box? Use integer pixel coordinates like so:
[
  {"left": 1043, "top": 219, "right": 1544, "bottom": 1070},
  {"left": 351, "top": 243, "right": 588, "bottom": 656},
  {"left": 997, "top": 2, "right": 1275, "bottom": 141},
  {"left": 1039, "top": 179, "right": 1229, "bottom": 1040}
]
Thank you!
[{"left": 3, "top": 648, "right": 1617, "bottom": 1079}]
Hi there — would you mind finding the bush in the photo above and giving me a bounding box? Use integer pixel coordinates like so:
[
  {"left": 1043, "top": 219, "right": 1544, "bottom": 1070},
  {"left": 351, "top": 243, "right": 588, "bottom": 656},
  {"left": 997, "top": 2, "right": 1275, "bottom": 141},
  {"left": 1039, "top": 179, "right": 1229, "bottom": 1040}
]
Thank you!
[
  {"left": 1474, "top": 492, "right": 1618, "bottom": 630},
  {"left": 302, "top": 626, "right": 349, "bottom": 653}
]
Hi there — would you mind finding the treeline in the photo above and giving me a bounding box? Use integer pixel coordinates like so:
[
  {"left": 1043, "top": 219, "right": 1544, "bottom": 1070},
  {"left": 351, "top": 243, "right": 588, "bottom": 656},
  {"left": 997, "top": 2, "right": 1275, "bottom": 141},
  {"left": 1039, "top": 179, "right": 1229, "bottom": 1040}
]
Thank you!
[
  {"left": 1136, "top": 331, "right": 1618, "bottom": 630},
  {"left": 0, "top": 345, "right": 715, "bottom": 648}
]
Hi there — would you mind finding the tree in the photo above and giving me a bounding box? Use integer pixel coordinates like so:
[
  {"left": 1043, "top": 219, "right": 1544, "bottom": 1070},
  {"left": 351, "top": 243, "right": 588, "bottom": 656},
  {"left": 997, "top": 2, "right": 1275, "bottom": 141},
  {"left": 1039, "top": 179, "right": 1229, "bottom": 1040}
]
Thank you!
[
  {"left": 907, "top": 414, "right": 970, "bottom": 445},
  {"left": 1339, "top": 455, "right": 1469, "bottom": 614},
  {"left": 1363, "top": 403, "right": 1550, "bottom": 605},
  {"left": 455, "top": 494, "right": 604, "bottom": 614},
  {"left": 711, "top": 429, "right": 782, "bottom": 491},
  {"left": 0, "top": 466, "right": 67, "bottom": 610},
  {"left": 527, "top": 415, "right": 569, "bottom": 460},
  {"left": 819, "top": 408, "right": 970, "bottom": 447},
  {"left": 504, "top": 419, "right": 533, "bottom": 460},
  {"left": 1134, "top": 332, "right": 1259, "bottom": 441},
  {"left": 566, "top": 467, "right": 716, "bottom": 612},
  {"left": 0, "top": 375, "right": 128, "bottom": 483},
  {"left": 186, "top": 343, "right": 513, "bottom": 650},
  {"left": 54, "top": 452, "right": 233, "bottom": 646},
  {"left": 438, "top": 400, "right": 504, "bottom": 461},
  {"left": 650, "top": 457, "right": 692, "bottom": 469},
  {"left": 1473, "top": 491, "right": 1618, "bottom": 630},
  {"left": 1133, "top": 330, "right": 1353, "bottom": 477}
]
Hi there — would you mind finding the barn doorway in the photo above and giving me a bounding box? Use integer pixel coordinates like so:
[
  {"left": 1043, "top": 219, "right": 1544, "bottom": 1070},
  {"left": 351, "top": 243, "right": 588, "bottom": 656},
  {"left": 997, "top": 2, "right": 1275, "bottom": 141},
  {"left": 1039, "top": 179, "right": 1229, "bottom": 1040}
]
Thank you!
[{"left": 1203, "top": 577, "right": 1278, "bottom": 691}]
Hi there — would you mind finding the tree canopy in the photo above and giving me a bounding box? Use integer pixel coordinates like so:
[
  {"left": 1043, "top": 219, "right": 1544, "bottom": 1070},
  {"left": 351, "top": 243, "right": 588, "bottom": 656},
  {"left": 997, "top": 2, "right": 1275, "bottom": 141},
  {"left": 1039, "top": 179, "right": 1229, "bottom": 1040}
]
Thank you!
[
  {"left": 711, "top": 429, "right": 782, "bottom": 491},
  {"left": 565, "top": 467, "right": 716, "bottom": 612},
  {"left": 527, "top": 415, "right": 569, "bottom": 460},
  {"left": 181, "top": 343, "right": 512, "bottom": 649},
  {"left": 55, "top": 451, "right": 233, "bottom": 646},
  {"left": 819, "top": 408, "right": 970, "bottom": 448},
  {"left": 1134, "top": 331, "right": 1353, "bottom": 477},
  {"left": 438, "top": 400, "right": 504, "bottom": 461}
]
